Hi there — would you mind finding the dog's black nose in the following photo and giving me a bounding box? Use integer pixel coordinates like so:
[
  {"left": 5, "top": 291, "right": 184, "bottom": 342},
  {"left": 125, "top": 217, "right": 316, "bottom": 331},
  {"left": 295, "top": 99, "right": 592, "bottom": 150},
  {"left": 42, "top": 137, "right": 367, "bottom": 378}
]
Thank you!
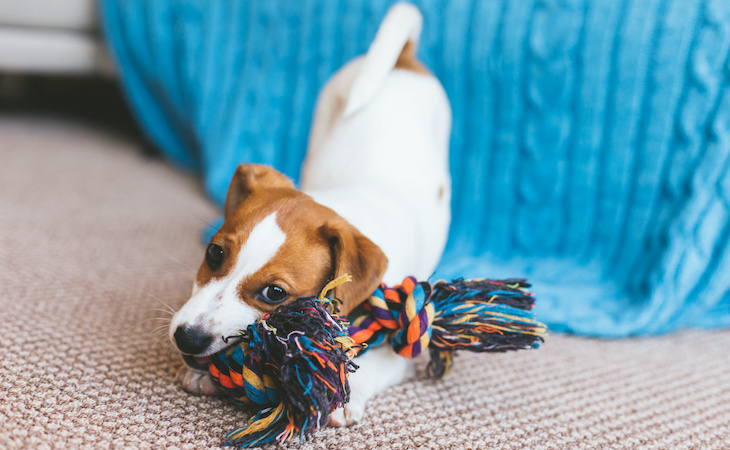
[{"left": 174, "top": 325, "right": 214, "bottom": 355}]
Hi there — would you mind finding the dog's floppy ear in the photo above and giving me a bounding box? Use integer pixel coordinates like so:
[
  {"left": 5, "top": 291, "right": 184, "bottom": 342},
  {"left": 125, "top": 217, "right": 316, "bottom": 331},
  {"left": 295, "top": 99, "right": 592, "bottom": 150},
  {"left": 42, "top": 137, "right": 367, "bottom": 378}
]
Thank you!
[
  {"left": 320, "top": 217, "right": 388, "bottom": 316},
  {"left": 224, "top": 164, "right": 295, "bottom": 218}
]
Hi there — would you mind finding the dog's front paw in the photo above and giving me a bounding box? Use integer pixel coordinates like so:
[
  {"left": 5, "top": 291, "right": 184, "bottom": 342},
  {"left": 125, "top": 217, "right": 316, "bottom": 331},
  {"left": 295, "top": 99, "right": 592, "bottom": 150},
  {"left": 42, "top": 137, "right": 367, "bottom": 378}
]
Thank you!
[
  {"left": 328, "top": 397, "right": 365, "bottom": 427},
  {"left": 176, "top": 365, "right": 219, "bottom": 396}
]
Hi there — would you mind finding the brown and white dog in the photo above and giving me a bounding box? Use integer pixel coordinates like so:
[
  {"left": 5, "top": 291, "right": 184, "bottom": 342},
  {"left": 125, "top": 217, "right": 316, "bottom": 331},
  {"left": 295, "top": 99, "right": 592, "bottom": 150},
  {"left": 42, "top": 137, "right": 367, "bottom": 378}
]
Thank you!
[{"left": 169, "top": 3, "right": 451, "bottom": 426}]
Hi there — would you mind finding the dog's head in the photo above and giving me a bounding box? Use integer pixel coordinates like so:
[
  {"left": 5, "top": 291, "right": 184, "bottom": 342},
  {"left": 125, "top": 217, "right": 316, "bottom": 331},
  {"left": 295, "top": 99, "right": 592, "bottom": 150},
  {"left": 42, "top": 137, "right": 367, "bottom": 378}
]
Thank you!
[{"left": 169, "top": 164, "right": 387, "bottom": 366}]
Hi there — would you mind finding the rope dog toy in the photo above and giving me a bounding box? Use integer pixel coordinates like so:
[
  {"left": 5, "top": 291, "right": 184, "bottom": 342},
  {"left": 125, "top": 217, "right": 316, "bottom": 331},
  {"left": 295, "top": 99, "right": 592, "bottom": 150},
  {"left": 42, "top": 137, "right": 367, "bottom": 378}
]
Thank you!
[
  {"left": 207, "top": 275, "right": 547, "bottom": 447},
  {"left": 348, "top": 277, "right": 546, "bottom": 378}
]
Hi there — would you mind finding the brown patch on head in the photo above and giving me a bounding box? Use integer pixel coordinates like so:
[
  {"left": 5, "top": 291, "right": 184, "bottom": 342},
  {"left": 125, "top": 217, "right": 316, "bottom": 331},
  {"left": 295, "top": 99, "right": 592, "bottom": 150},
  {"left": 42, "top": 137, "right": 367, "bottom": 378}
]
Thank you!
[
  {"left": 195, "top": 163, "right": 388, "bottom": 316},
  {"left": 395, "top": 40, "right": 429, "bottom": 75},
  {"left": 319, "top": 216, "right": 388, "bottom": 315},
  {"left": 233, "top": 197, "right": 336, "bottom": 313},
  {"left": 195, "top": 164, "right": 295, "bottom": 286},
  {"left": 224, "top": 164, "right": 295, "bottom": 219}
]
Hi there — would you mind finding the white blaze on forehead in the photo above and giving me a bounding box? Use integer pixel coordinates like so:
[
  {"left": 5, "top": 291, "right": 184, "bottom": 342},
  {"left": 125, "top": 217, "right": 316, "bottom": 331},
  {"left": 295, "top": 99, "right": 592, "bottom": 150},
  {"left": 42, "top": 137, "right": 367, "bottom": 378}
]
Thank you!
[
  {"left": 225, "top": 212, "right": 287, "bottom": 294},
  {"left": 170, "top": 212, "right": 287, "bottom": 355}
]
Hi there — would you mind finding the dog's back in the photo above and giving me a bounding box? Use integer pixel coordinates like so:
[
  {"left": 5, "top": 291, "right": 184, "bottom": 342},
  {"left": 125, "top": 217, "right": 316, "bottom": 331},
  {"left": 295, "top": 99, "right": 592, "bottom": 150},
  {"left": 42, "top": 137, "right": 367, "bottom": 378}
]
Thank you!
[{"left": 301, "top": 3, "right": 452, "bottom": 284}]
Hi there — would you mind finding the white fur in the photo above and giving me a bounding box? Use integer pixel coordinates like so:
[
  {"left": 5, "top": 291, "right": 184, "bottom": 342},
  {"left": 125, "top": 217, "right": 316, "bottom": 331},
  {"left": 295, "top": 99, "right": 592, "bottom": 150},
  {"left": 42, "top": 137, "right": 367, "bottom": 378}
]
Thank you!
[
  {"left": 173, "top": 3, "right": 451, "bottom": 418},
  {"left": 301, "top": 3, "right": 452, "bottom": 425},
  {"left": 328, "top": 345, "right": 415, "bottom": 426},
  {"left": 302, "top": 5, "right": 451, "bottom": 288},
  {"left": 344, "top": 3, "right": 423, "bottom": 117},
  {"left": 170, "top": 212, "right": 286, "bottom": 356}
]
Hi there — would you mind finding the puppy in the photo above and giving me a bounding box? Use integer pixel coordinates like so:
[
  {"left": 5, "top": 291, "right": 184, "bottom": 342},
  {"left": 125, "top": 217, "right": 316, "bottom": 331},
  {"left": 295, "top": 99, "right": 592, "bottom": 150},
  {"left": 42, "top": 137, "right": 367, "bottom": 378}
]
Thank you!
[{"left": 169, "top": 3, "right": 451, "bottom": 426}]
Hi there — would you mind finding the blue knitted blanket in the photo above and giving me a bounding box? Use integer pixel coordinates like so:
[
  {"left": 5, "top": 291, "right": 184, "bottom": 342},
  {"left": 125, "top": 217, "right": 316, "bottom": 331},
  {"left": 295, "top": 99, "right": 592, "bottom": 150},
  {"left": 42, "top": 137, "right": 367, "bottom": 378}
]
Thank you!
[{"left": 101, "top": 0, "right": 730, "bottom": 337}]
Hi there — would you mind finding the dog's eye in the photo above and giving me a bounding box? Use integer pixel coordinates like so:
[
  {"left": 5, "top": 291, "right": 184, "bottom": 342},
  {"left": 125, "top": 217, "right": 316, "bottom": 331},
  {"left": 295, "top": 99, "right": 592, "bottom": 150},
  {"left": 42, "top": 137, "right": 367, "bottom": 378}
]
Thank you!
[
  {"left": 205, "top": 243, "right": 224, "bottom": 270},
  {"left": 260, "top": 285, "right": 287, "bottom": 304}
]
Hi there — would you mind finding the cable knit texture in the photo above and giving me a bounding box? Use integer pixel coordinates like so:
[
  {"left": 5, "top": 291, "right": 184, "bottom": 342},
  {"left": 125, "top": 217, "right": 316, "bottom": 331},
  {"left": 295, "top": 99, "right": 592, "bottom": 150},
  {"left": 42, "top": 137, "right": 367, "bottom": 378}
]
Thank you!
[{"left": 100, "top": 0, "right": 730, "bottom": 336}]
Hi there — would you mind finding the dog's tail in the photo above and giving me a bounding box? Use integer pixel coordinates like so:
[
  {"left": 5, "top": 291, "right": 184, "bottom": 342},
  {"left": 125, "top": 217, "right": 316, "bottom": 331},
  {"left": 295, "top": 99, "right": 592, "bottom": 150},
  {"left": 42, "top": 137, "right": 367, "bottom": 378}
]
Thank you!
[{"left": 343, "top": 3, "right": 424, "bottom": 117}]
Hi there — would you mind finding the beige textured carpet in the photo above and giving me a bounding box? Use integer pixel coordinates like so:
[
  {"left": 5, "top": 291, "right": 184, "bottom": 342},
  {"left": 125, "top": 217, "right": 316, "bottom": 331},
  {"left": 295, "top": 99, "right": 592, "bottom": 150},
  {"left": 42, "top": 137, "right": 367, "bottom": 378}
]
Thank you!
[{"left": 2, "top": 116, "right": 730, "bottom": 449}]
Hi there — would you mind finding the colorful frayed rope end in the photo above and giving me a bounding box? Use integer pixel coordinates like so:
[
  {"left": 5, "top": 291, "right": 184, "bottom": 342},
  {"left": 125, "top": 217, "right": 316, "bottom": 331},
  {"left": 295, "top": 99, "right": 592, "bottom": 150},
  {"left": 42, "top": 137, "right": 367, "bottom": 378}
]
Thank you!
[
  {"left": 347, "top": 277, "right": 547, "bottom": 379},
  {"left": 208, "top": 275, "right": 357, "bottom": 448}
]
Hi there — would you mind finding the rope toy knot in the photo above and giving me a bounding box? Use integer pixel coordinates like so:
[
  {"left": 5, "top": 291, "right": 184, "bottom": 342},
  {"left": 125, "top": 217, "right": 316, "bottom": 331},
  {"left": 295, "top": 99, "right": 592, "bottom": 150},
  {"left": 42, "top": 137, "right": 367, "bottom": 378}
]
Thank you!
[{"left": 349, "top": 276, "right": 435, "bottom": 358}]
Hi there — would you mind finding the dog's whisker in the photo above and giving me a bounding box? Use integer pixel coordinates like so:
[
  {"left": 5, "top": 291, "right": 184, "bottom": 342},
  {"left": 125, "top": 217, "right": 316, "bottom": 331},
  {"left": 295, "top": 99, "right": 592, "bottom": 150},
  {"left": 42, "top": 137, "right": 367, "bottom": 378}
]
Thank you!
[
  {"left": 148, "top": 324, "right": 172, "bottom": 337},
  {"left": 153, "top": 331, "right": 171, "bottom": 344},
  {"left": 149, "top": 308, "right": 175, "bottom": 317},
  {"left": 150, "top": 333, "right": 173, "bottom": 348},
  {"left": 151, "top": 329, "right": 172, "bottom": 342},
  {"left": 142, "top": 289, "right": 177, "bottom": 314},
  {"left": 125, "top": 316, "right": 172, "bottom": 333},
  {"left": 141, "top": 316, "right": 172, "bottom": 324},
  {"left": 166, "top": 254, "right": 196, "bottom": 271},
  {"left": 192, "top": 213, "right": 218, "bottom": 230}
]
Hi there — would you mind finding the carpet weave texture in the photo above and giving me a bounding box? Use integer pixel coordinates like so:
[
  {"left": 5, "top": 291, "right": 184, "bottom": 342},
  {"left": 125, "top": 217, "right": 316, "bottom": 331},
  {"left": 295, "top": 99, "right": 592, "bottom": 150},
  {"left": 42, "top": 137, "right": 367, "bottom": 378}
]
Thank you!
[{"left": 1, "top": 117, "right": 729, "bottom": 449}]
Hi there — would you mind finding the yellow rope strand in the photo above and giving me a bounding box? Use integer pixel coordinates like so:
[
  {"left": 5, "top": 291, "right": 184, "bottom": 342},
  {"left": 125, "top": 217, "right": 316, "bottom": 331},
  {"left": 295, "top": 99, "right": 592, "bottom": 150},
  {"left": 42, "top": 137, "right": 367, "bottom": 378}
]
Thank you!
[{"left": 318, "top": 274, "right": 352, "bottom": 301}]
